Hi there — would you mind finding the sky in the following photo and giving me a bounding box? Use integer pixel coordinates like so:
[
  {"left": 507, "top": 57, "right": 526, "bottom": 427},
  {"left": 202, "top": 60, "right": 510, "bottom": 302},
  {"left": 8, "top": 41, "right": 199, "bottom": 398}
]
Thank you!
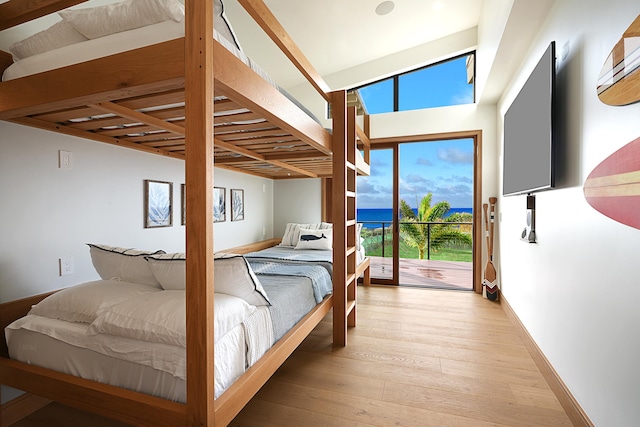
[
  {"left": 357, "top": 139, "right": 474, "bottom": 209},
  {"left": 356, "top": 55, "right": 475, "bottom": 210}
]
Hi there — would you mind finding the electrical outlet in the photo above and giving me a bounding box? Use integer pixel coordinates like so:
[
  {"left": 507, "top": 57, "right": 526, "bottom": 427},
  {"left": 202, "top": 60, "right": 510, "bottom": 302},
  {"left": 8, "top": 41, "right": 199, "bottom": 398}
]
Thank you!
[
  {"left": 59, "top": 257, "right": 74, "bottom": 276},
  {"left": 59, "top": 150, "right": 73, "bottom": 169}
]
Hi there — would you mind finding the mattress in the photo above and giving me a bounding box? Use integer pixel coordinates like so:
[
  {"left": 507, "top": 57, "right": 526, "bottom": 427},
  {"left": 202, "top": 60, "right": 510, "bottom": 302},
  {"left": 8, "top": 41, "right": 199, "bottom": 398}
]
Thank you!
[
  {"left": 6, "top": 315, "right": 247, "bottom": 401},
  {"left": 2, "top": 20, "right": 273, "bottom": 84},
  {"left": 4, "top": 264, "right": 330, "bottom": 401}
]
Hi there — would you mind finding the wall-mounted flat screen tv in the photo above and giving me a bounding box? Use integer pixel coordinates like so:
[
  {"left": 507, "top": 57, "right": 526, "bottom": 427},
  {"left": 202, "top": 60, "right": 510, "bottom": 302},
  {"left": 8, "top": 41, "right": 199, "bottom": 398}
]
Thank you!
[{"left": 503, "top": 41, "right": 556, "bottom": 196}]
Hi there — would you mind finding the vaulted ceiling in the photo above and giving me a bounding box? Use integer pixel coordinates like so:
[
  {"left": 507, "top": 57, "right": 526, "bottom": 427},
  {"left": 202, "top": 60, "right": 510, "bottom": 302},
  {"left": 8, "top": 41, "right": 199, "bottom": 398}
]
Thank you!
[{"left": 224, "top": 0, "right": 483, "bottom": 88}]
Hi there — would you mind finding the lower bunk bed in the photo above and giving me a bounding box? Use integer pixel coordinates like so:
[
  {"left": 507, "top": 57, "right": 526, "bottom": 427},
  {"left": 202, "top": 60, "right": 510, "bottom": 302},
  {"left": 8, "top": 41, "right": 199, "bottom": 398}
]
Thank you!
[{"left": 0, "top": 239, "right": 345, "bottom": 426}]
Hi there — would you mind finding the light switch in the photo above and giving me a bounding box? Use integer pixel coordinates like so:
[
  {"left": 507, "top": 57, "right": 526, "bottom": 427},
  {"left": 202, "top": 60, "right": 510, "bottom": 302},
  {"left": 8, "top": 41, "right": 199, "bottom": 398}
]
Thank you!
[
  {"left": 59, "top": 257, "right": 74, "bottom": 276},
  {"left": 59, "top": 150, "right": 73, "bottom": 169}
]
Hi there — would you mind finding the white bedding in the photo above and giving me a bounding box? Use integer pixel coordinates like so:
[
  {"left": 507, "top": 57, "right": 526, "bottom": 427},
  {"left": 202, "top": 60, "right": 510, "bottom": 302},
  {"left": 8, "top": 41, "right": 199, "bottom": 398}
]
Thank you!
[
  {"left": 5, "top": 283, "right": 273, "bottom": 400},
  {"left": 6, "top": 315, "right": 247, "bottom": 400},
  {"left": 3, "top": 20, "right": 183, "bottom": 81},
  {"left": 2, "top": 19, "right": 276, "bottom": 89}
]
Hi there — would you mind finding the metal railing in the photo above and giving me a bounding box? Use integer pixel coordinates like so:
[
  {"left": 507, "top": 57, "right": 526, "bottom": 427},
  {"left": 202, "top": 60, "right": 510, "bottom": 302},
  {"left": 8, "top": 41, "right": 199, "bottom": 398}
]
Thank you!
[{"left": 360, "top": 220, "right": 472, "bottom": 260}]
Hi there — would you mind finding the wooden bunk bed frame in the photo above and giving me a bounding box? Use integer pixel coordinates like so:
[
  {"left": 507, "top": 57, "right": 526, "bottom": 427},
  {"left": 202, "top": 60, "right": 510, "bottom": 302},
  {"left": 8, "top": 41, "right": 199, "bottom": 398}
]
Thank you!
[{"left": 0, "top": 1, "right": 370, "bottom": 426}]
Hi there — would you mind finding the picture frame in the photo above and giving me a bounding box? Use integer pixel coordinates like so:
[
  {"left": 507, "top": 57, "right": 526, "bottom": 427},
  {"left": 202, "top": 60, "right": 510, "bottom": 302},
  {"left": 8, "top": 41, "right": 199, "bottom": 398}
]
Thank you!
[
  {"left": 181, "top": 184, "right": 186, "bottom": 226},
  {"left": 231, "top": 188, "right": 244, "bottom": 221},
  {"left": 144, "top": 179, "right": 173, "bottom": 228},
  {"left": 213, "top": 187, "right": 226, "bottom": 222}
]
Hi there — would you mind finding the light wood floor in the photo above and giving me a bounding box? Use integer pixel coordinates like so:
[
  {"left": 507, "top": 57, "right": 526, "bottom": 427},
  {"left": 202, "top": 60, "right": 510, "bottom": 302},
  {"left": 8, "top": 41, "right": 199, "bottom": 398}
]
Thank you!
[{"left": 12, "top": 286, "right": 572, "bottom": 427}]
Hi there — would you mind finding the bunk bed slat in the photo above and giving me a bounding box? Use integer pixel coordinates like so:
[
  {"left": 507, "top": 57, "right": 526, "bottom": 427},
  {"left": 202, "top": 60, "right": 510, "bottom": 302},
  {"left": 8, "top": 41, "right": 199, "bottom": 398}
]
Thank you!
[
  {"left": 118, "top": 89, "right": 185, "bottom": 110},
  {"left": 214, "top": 162, "right": 273, "bottom": 179},
  {"left": 89, "top": 102, "right": 186, "bottom": 136},
  {"left": 9, "top": 116, "right": 184, "bottom": 159},
  {"left": 214, "top": 138, "right": 317, "bottom": 177},
  {"left": 33, "top": 106, "right": 115, "bottom": 124}
]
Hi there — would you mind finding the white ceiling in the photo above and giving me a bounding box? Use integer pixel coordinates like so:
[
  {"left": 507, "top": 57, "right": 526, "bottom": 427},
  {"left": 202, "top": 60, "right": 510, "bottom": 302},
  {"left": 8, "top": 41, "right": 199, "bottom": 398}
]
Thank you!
[{"left": 223, "top": 0, "right": 483, "bottom": 88}]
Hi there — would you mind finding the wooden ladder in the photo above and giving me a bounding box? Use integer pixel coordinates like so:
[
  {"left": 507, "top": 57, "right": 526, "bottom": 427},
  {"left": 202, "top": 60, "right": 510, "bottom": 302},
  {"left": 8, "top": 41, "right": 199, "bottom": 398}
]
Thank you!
[{"left": 332, "top": 91, "right": 358, "bottom": 346}]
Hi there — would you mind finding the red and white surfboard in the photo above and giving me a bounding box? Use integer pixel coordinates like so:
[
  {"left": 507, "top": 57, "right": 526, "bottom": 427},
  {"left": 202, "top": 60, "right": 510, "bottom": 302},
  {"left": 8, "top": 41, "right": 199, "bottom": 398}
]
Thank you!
[
  {"left": 597, "top": 14, "right": 640, "bottom": 106},
  {"left": 584, "top": 137, "right": 640, "bottom": 230}
]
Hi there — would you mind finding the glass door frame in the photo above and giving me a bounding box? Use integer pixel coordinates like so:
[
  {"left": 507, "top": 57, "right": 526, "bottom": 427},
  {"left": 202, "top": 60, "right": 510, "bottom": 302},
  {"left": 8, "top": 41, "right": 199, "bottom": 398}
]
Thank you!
[{"left": 366, "top": 130, "right": 484, "bottom": 293}]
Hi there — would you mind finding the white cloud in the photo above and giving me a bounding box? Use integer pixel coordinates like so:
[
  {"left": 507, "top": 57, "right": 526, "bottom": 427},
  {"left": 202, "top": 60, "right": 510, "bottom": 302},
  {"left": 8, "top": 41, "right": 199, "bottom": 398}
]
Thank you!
[{"left": 437, "top": 147, "right": 473, "bottom": 164}]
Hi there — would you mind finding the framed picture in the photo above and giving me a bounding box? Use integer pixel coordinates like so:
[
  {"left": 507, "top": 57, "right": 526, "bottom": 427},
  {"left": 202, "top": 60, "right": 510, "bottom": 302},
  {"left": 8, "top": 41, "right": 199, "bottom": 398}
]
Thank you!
[
  {"left": 181, "top": 184, "right": 186, "bottom": 226},
  {"left": 213, "top": 187, "right": 226, "bottom": 222},
  {"left": 144, "top": 179, "right": 173, "bottom": 228},
  {"left": 231, "top": 188, "right": 244, "bottom": 221}
]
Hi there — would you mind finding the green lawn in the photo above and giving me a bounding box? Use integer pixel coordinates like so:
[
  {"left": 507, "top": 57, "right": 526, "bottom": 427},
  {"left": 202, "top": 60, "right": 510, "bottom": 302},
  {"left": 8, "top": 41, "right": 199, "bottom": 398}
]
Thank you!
[{"left": 363, "top": 235, "right": 472, "bottom": 263}]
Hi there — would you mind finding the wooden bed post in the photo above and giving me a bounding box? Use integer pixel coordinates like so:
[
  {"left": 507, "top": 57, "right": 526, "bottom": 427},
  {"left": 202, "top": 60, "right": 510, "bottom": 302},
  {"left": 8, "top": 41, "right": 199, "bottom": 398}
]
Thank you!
[{"left": 185, "top": 0, "right": 216, "bottom": 425}]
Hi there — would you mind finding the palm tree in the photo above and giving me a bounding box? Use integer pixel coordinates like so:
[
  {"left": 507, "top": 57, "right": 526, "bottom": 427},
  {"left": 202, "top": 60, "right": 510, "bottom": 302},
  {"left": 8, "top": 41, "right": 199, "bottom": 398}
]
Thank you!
[{"left": 399, "top": 193, "right": 472, "bottom": 259}]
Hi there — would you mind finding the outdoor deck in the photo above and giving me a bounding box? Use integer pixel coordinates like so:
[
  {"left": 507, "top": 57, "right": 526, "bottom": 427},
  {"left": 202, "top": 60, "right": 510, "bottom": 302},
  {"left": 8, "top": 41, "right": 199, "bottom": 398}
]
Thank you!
[{"left": 368, "top": 257, "right": 473, "bottom": 290}]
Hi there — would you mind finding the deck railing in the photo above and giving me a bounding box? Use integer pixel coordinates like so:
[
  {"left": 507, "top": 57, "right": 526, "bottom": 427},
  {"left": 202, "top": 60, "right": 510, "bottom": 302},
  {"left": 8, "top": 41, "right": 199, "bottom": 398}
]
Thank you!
[{"left": 360, "top": 220, "right": 473, "bottom": 261}]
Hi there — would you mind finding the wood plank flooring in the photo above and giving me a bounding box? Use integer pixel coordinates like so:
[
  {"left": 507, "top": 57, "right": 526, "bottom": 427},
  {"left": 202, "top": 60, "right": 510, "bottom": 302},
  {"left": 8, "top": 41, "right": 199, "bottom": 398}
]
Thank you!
[{"left": 11, "top": 286, "right": 572, "bottom": 427}]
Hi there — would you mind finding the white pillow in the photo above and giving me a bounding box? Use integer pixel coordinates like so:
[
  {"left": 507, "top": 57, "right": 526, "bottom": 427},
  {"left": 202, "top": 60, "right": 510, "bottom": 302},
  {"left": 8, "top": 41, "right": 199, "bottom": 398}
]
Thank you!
[
  {"left": 9, "top": 20, "right": 88, "bottom": 61},
  {"left": 147, "top": 253, "right": 270, "bottom": 306},
  {"left": 89, "top": 290, "right": 186, "bottom": 346},
  {"left": 88, "top": 291, "right": 255, "bottom": 346},
  {"left": 146, "top": 252, "right": 186, "bottom": 290},
  {"left": 280, "top": 222, "right": 332, "bottom": 247},
  {"left": 28, "top": 280, "right": 159, "bottom": 324},
  {"left": 88, "top": 243, "right": 165, "bottom": 288},
  {"left": 59, "top": 0, "right": 184, "bottom": 40},
  {"left": 295, "top": 228, "right": 333, "bottom": 250},
  {"left": 214, "top": 254, "right": 271, "bottom": 306},
  {"left": 215, "top": 0, "right": 242, "bottom": 50}
]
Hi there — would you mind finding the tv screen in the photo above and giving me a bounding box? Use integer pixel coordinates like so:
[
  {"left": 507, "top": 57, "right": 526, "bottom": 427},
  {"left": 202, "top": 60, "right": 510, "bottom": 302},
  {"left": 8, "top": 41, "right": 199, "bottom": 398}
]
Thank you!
[{"left": 503, "top": 41, "right": 556, "bottom": 196}]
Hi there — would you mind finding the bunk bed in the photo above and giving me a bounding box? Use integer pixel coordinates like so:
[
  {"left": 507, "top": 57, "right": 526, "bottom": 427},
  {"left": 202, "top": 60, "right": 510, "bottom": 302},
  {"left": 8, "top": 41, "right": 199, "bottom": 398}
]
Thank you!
[{"left": 0, "top": 0, "right": 370, "bottom": 426}]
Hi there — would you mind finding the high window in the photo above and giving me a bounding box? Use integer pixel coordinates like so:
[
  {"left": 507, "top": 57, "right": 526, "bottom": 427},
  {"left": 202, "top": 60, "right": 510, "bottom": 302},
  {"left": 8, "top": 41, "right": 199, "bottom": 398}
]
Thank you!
[{"left": 350, "top": 52, "right": 475, "bottom": 114}]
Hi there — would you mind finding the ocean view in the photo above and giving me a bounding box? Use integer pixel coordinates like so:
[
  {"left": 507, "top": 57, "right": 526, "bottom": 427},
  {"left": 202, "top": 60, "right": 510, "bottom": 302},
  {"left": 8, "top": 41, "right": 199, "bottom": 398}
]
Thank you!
[{"left": 358, "top": 208, "right": 472, "bottom": 229}]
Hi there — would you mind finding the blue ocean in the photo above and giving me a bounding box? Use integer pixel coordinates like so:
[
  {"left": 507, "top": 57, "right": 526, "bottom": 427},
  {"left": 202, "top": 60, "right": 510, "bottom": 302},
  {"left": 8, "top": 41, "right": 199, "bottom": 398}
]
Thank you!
[{"left": 357, "top": 208, "right": 472, "bottom": 229}]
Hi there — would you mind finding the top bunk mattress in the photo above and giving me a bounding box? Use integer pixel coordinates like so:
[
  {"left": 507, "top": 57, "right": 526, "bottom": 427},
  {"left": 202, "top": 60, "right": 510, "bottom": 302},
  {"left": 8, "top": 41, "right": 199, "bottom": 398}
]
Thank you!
[{"left": 2, "top": 20, "right": 277, "bottom": 88}]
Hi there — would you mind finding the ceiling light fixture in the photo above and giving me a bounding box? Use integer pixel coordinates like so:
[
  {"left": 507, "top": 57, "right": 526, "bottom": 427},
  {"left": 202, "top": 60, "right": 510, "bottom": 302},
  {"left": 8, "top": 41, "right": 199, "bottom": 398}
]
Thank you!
[{"left": 375, "top": 1, "right": 395, "bottom": 16}]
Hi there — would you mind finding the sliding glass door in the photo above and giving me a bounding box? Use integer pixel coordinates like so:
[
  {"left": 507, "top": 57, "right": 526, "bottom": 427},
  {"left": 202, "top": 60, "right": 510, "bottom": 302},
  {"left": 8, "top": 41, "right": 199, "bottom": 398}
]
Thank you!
[
  {"left": 357, "top": 136, "right": 477, "bottom": 290},
  {"left": 397, "top": 140, "right": 474, "bottom": 290}
]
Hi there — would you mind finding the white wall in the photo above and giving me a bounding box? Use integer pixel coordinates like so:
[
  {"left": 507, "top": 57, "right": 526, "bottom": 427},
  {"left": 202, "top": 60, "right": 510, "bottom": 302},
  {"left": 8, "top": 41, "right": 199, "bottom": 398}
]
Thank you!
[
  {"left": 0, "top": 121, "right": 185, "bottom": 302},
  {"left": 496, "top": 1, "right": 640, "bottom": 425},
  {"left": 273, "top": 178, "right": 322, "bottom": 238},
  {"left": 0, "top": 121, "right": 274, "bottom": 303}
]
